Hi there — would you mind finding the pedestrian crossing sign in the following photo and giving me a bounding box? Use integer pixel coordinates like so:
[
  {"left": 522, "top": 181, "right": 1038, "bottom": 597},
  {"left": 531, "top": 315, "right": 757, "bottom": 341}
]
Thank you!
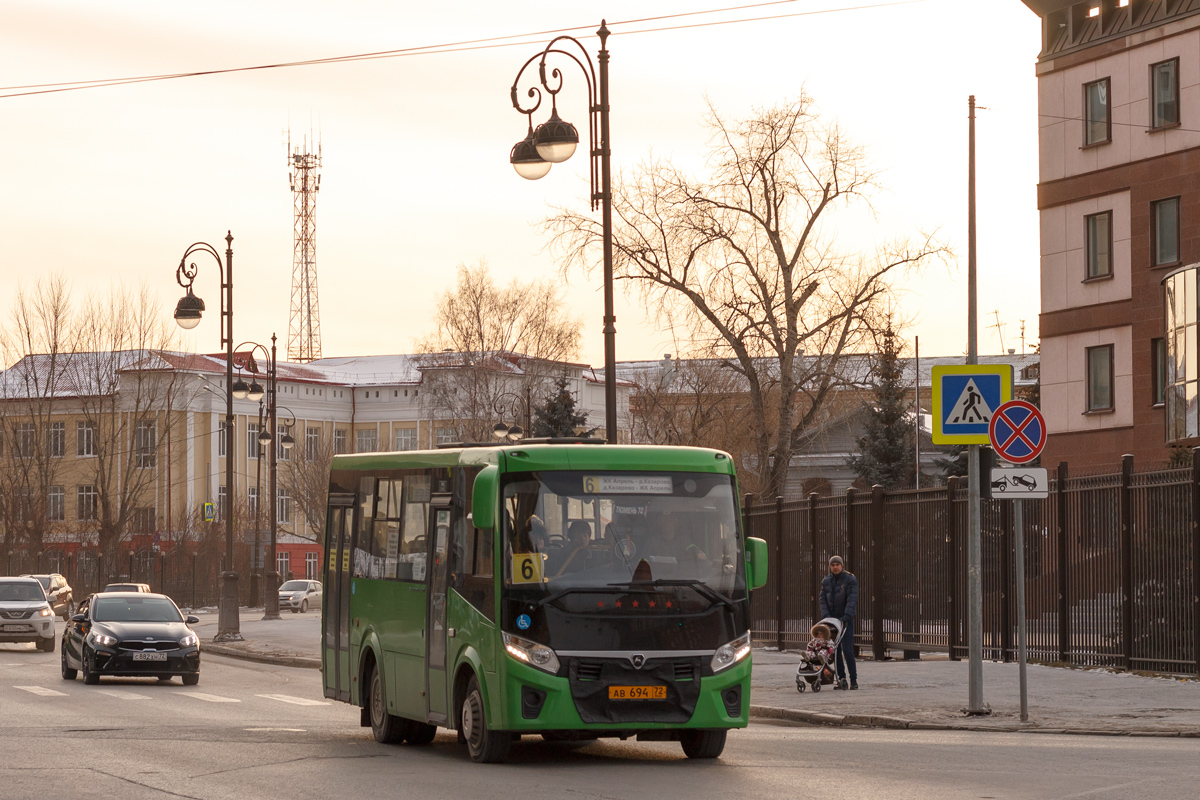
[{"left": 931, "top": 364, "right": 1014, "bottom": 444}]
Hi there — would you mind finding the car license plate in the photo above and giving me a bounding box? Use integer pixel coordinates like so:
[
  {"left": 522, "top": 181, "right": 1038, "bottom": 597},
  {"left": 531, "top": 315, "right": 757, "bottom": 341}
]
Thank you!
[
  {"left": 2, "top": 624, "right": 30, "bottom": 632},
  {"left": 132, "top": 652, "right": 168, "bottom": 661},
  {"left": 608, "top": 685, "right": 666, "bottom": 700}
]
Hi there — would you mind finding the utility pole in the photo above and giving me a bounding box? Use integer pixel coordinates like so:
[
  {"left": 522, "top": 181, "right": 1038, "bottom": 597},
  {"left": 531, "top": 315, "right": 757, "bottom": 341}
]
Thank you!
[{"left": 967, "top": 95, "right": 988, "bottom": 715}]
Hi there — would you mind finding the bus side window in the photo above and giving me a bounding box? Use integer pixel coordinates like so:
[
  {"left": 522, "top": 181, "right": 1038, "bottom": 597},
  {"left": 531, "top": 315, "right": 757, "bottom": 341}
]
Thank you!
[{"left": 453, "top": 467, "right": 494, "bottom": 621}]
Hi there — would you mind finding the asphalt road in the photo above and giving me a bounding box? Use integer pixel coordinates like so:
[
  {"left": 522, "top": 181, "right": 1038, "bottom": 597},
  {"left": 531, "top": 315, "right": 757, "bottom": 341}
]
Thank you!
[{"left": 3, "top": 625, "right": 1200, "bottom": 800}]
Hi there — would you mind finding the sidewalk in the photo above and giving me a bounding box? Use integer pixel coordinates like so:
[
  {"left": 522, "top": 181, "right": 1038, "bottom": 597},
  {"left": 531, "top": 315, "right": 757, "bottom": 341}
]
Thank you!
[{"left": 190, "top": 609, "right": 1200, "bottom": 737}]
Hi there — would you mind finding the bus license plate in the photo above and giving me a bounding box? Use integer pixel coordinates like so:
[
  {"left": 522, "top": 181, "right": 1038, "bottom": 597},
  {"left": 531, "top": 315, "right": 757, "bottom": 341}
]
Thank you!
[
  {"left": 608, "top": 685, "right": 666, "bottom": 700},
  {"left": 132, "top": 652, "right": 168, "bottom": 661}
]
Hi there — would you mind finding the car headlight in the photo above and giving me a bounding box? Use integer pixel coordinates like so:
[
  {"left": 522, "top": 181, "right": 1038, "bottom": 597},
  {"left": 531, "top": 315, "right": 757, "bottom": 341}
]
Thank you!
[
  {"left": 89, "top": 632, "right": 118, "bottom": 647},
  {"left": 502, "top": 632, "right": 560, "bottom": 674},
  {"left": 37, "top": 606, "right": 54, "bottom": 617},
  {"left": 179, "top": 633, "right": 198, "bottom": 647},
  {"left": 710, "top": 631, "right": 752, "bottom": 673}
]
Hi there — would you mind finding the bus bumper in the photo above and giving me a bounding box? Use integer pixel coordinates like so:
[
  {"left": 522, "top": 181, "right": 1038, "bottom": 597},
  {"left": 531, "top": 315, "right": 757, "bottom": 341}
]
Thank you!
[{"left": 499, "top": 653, "right": 753, "bottom": 732}]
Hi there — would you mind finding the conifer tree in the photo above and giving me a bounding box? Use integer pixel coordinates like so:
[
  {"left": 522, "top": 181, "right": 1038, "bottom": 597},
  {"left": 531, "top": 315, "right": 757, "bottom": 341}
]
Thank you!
[
  {"left": 531, "top": 376, "right": 588, "bottom": 437},
  {"left": 848, "top": 324, "right": 915, "bottom": 489}
]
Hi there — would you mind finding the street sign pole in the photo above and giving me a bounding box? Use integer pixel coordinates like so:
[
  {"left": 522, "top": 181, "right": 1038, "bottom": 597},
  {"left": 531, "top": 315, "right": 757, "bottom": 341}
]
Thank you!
[
  {"left": 1014, "top": 497, "right": 1029, "bottom": 722},
  {"left": 966, "top": 94, "right": 986, "bottom": 716}
]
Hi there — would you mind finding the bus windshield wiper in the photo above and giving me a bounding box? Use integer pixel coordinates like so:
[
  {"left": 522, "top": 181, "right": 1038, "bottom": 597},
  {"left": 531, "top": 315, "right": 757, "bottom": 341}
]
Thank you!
[{"left": 607, "top": 579, "right": 737, "bottom": 611}]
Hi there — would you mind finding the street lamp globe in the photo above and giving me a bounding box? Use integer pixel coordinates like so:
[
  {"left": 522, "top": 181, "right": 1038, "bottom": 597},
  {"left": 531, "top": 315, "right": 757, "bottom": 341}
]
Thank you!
[
  {"left": 506, "top": 424, "right": 524, "bottom": 442},
  {"left": 280, "top": 431, "right": 295, "bottom": 451},
  {"left": 247, "top": 381, "right": 265, "bottom": 403},
  {"left": 231, "top": 378, "right": 251, "bottom": 400},
  {"left": 533, "top": 110, "right": 578, "bottom": 163},
  {"left": 173, "top": 291, "right": 205, "bottom": 330},
  {"left": 510, "top": 131, "right": 551, "bottom": 180},
  {"left": 257, "top": 428, "right": 272, "bottom": 447},
  {"left": 492, "top": 422, "right": 509, "bottom": 440}
]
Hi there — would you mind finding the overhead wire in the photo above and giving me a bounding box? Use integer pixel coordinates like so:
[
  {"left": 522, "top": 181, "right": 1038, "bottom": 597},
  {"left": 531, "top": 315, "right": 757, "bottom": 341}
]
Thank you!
[{"left": 0, "top": 0, "right": 923, "bottom": 100}]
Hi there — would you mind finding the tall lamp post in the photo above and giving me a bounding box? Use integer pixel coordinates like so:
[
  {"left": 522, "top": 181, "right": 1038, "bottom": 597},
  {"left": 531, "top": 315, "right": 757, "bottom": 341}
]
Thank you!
[
  {"left": 173, "top": 232, "right": 244, "bottom": 642},
  {"left": 234, "top": 334, "right": 294, "bottom": 620},
  {"left": 510, "top": 20, "right": 617, "bottom": 443}
]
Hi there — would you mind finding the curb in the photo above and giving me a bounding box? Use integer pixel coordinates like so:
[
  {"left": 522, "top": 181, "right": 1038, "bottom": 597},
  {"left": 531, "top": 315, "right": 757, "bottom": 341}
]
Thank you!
[
  {"left": 748, "top": 704, "right": 1200, "bottom": 738},
  {"left": 203, "top": 643, "right": 321, "bottom": 670}
]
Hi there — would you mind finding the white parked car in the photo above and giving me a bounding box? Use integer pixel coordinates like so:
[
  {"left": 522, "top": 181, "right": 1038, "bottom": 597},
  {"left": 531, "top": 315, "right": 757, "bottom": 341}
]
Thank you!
[
  {"left": 0, "top": 577, "right": 58, "bottom": 651},
  {"left": 278, "top": 579, "right": 322, "bottom": 613}
]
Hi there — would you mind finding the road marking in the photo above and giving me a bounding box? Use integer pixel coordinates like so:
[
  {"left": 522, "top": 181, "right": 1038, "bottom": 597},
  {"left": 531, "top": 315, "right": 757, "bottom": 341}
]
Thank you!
[
  {"left": 14, "top": 685, "right": 68, "bottom": 697},
  {"left": 255, "top": 694, "right": 330, "bottom": 706},
  {"left": 245, "top": 727, "right": 307, "bottom": 732},
  {"left": 177, "top": 692, "right": 240, "bottom": 703},
  {"left": 94, "top": 689, "right": 150, "bottom": 700}
]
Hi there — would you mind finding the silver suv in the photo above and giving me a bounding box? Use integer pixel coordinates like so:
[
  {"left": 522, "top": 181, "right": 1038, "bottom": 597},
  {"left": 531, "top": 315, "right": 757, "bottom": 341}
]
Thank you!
[{"left": 0, "top": 577, "right": 57, "bottom": 651}]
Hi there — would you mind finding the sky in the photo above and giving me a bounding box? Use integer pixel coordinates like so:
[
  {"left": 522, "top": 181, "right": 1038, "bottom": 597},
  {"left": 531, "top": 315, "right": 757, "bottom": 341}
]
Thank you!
[{"left": 0, "top": 0, "right": 1043, "bottom": 367}]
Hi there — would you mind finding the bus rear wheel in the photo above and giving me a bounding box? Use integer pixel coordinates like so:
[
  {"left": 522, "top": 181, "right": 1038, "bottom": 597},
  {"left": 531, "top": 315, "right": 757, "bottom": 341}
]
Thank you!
[
  {"left": 462, "top": 675, "right": 511, "bottom": 763},
  {"left": 369, "top": 663, "right": 405, "bottom": 744},
  {"left": 680, "top": 729, "right": 727, "bottom": 759}
]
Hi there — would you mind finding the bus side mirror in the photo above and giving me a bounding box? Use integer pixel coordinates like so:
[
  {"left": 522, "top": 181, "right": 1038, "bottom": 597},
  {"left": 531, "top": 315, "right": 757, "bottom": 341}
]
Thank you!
[
  {"left": 745, "top": 537, "right": 768, "bottom": 591},
  {"left": 472, "top": 465, "right": 499, "bottom": 530}
]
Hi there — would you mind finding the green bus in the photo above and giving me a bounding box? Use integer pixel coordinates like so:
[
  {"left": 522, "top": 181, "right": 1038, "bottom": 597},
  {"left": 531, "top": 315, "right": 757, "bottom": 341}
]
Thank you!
[{"left": 321, "top": 440, "right": 767, "bottom": 762}]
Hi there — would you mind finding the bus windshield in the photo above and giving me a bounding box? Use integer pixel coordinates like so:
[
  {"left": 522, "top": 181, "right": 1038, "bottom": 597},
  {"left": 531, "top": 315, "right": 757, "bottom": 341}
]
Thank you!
[{"left": 503, "top": 471, "right": 744, "bottom": 601}]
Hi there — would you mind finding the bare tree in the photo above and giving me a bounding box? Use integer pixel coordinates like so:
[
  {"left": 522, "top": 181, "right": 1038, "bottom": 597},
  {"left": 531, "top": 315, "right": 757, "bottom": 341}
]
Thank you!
[
  {"left": 415, "top": 261, "right": 582, "bottom": 442},
  {"left": 66, "top": 285, "right": 184, "bottom": 563},
  {"left": 548, "top": 96, "right": 949, "bottom": 497},
  {"left": 277, "top": 433, "right": 334, "bottom": 543},
  {"left": 0, "top": 277, "right": 73, "bottom": 557}
]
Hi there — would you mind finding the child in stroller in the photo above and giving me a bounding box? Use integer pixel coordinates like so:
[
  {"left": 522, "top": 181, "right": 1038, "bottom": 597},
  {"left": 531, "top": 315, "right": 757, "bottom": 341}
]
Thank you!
[{"left": 795, "top": 617, "right": 846, "bottom": 692}]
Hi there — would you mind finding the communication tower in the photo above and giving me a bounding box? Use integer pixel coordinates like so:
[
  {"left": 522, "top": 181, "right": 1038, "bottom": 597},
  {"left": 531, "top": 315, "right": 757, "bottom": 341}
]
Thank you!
[{"left": 287, "top": 132, "right": 322, "bottom": 362}]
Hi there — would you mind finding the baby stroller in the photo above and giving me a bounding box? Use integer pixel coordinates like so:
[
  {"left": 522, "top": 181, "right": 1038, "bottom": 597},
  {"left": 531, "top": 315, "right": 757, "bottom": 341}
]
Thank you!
[{"left": 795, "top": 617, "right": 848, "bottom": 692}]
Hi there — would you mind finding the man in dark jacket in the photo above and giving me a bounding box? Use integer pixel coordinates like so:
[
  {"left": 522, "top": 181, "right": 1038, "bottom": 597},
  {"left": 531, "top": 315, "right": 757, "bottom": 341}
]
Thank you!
[{"left": 819, "top": 555, "right": 859, "bottom": 689}]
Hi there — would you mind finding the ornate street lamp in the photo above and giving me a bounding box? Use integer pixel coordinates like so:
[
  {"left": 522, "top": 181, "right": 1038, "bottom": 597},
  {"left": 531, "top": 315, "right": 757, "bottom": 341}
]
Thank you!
[
  {"left": 511, "top": 21, "right": 617, "bottom": 443},
  {"left": 173, "top": 232, "right": 242, "bottom": 642}
]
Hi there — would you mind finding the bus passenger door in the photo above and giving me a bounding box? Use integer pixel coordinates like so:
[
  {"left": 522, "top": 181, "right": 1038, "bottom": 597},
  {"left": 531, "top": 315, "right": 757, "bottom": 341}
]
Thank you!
[
  {"left": 425, "top": 493, "right": 452, "bottom": 724},
  {"left": 323, "top": 494, "right": 355, "bottom": 701}
]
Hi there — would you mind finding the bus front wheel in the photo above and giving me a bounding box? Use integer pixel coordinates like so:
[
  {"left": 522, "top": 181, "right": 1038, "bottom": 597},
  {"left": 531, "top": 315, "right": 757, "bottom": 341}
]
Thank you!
[
  {"left": 680, "top": 729, "right": 727, "bottom": 759},
  {"left": 369, "top": 663, "right": 406, "bottom": 744},
  {"left": 462, "top": 675, "right": 511, "bottom": 763}
]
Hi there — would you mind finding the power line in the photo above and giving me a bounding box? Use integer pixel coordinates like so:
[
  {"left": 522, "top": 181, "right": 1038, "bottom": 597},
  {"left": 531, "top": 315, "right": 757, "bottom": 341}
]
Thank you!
[
  {"left": 1039, "top": 111, "right": 1200, "bottom": 135},
  {"left": 0, "top": 0, "right": 923, "bottom": 101}
]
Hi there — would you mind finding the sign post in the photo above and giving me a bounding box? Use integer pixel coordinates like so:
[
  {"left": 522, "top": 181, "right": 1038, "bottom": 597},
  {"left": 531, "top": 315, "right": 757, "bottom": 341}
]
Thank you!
[
  {"left": 988, "top": 399, "right": 1048, "bottom": 724},
  {"left": 933, "top": 363, "right": 1013, "bottom": 716}
]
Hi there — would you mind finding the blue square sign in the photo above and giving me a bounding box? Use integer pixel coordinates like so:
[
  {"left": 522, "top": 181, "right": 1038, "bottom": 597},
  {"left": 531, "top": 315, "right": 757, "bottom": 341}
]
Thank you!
[{"left": 931, "top": 365, "right": 1014, "bottom": 445}]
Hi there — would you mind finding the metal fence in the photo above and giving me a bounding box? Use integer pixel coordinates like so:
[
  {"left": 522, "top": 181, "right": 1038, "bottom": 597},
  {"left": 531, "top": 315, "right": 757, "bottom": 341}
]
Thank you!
[
  {"left": 2, "top": 545, "right": 265, "bottom": 610},
  {"left": 746, "top": 454, "right": 1200, "bottom": 675}
]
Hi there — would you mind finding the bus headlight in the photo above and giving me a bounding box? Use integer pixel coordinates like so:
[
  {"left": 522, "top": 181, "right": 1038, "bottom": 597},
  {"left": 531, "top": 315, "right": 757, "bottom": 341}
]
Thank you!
[
  {"left": 503, "top": 632, "right": 560, "bottom": 675},
  {"left": 710, "top": 631, "right": 751, "bottom": 673}
]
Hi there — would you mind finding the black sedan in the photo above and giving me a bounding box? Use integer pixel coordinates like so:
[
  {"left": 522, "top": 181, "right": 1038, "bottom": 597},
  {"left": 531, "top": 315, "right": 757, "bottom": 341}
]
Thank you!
[{"left": 61, "top": 593, "right": 201, "bottom": 685}]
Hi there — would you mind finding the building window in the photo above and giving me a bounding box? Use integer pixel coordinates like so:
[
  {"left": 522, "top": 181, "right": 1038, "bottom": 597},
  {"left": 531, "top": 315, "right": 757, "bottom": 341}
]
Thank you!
[
  {"left": 394, "top": 428, "right": 417, "bottom": 451},
  {"left": 47, "top": 422, "right": 64, "bottom": 458},
  {"left": 16, "top": 422, "right": 35, "bottom": 458},
  {"left": 333, "top": 429, "right": 348, "bottom": 455},
  {"left": 436, "top": 426, "right": 457, "bottom": 445},
  {"left": 1165, "top": 268, "right": 1198, "bottom": 441},
  {"left": 247, "top": 422, "right": 261, "bottom": 460},
  {"left": 76, "top": 420, "right": 95, "bottom": 457},
  {"left": 218, "top": 421, "right": 227, "bottom": 457},
  {"left": 1085, "top": 211, "right": 1112, "bottom": 279},
  {"left": 277, "top": 551, "right": 291, "bottom": 579},
  {"left": 77, "top": 485, "right": 98, "bottom": 522},
  {"left": 1151, "top": 58, "right": 1179, "bottom": 129},
  {"left": 305, "top": 426, "right": 321, "bottom": 460},
  {"left": 1086, "top": 345, "right": 1114, "bottom": 412},
  {"left": 134, "top": 421, "right": 156, "bottom": 468},
  {"left": 131, "top": 507, "right": 156, "bottom": 534},
  {"left": 47, "top": 486, "right": 65, "bottom": 522},
  {"left": 1152, "top": 197, "right": 1181, "bottom": 267},
  {"left": 247, "top": 486, "right": 259, "bottom": 517},
  {"left": 306, "top": 552, "right": 319, "bottom": 580},
  {"left": 356, "top": 429, "right": 377, "bottom": 453},
  {"left": 1151, "top": 337, "right": 1166, "bottom": 407},
  {"left": 278, "top": 488, "right": 292, "bottom": 525},
  {"left": 1084, "top": 78, "right": 1110, "bottom": 145}
]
